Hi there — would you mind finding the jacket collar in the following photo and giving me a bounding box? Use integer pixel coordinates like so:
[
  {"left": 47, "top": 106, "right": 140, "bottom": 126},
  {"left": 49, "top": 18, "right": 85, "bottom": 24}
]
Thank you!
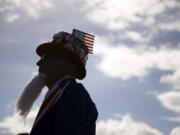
[{"left": 45, "top": 76, "right": 75, "bottom": 99}]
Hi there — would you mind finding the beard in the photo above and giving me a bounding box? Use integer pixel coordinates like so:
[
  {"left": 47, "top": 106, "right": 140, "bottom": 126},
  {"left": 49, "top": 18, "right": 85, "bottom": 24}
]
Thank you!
[{"left": 16, "top": 72, "right": 46, "bottom": 117}]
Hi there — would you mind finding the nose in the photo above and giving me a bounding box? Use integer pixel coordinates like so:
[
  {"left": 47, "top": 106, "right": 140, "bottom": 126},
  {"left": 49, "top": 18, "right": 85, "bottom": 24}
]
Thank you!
[
  {"left": 37, "top": 55, "right": 47, "bottom": 66},
  {"left": 36, "top": 59, "right": 43, "bottom": 66}
]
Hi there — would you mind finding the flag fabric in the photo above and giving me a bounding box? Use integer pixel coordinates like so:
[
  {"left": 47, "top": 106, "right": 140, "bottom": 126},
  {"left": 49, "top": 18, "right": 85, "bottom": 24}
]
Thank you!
[{"left": 72, "top": 29, "right": 95, "bottom": 54}]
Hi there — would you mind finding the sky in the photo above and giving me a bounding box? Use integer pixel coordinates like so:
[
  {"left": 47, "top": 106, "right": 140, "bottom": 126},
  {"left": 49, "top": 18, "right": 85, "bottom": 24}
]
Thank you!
[{"left": 0, "top": 0, "right": 180, "bottom": 135}]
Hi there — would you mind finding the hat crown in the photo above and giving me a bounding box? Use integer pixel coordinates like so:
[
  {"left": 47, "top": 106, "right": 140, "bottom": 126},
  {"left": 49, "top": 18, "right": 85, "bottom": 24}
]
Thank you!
[
  {"left": 51, "top": 31, "right": 88, "bottom": 65},
  {"left": 36, "top": 29, "right": 95, "bottom": 79}
]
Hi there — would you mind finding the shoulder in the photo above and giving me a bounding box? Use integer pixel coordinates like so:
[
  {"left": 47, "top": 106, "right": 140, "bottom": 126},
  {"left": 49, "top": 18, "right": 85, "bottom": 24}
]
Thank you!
[
  {"left": 53, "top": 79, "right": 98, "bottom": 123},
  {"left": 55, "top": 79, "right": 97, "bottom": 112},
  {"left": 65, "top": 79, "right": 91, "bottom": 101},
  {"left": 68, "top": 80, "right": 98, "bottom": 114}
]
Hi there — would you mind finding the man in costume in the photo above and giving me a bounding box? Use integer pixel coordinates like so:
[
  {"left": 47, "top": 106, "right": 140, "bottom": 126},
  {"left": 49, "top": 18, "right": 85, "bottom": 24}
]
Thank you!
[{"left": 16, "top": 29, "right": 98, "bottom": 135}]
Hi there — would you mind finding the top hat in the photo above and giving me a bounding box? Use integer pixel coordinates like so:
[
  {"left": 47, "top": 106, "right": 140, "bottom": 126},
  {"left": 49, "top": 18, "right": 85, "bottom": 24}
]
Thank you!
[{"left": 36, "top": 29, "right": 95, "bottom": 80}]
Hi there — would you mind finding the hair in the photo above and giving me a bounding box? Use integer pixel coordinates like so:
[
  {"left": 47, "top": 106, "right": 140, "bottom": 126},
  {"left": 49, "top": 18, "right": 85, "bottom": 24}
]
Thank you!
[{"left": 16, "top": 73, "right": 46, "bottom": 117}]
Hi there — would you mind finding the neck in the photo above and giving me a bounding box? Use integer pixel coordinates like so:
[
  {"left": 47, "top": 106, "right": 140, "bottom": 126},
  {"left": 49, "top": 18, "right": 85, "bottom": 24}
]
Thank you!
[{"left": 46, "top": 74, "right": 66, "bottom": 89}]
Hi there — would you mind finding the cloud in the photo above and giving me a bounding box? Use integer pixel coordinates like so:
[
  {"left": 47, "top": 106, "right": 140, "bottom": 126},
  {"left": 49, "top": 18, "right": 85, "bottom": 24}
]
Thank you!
[
  {"left": 0, "top": 109, "right": 179, "bottom": 135},
  {"left": 0, "top": 0, "right": 54, "bottom": 21},
  {"left": 121, "top": 31, "right": 151, "bottom": 43},
  {"left": 170, "top": 126, "right": 180, "bottom": 135},
  {"left": 163, "top": 116, "right": 180, "bottom": 123},
  {"left": 5, "top": 13, "right": 20, "bottom": 23},
  {"left": 0, "top": 0, "right": 179, "bottom": 39},
  {"left": 81, "top": 0, "right": 180, "bottom": 31},
  {"left": 94, "top": 36, "right": 180, "bottom": 88},
  {"left": 157, "top": 91, "right": 180, "bottom": 113},
  {"left": 0, "top": 107, "right": 38, "bottom": 134},
  {"left": 160, "top": 71, "right": 180, "bottom": 89},
  {"left": 157, "top": 21, "right": 180, "bottom": 32},
  {"left": 78, "top": 0, "right": 180, "bottom": 45},
  {"left": 96, "top": 114, "right": 163, "bottom": 135},
  {"left": 0, "top": 113, "right": 167, "bottom": 135}
]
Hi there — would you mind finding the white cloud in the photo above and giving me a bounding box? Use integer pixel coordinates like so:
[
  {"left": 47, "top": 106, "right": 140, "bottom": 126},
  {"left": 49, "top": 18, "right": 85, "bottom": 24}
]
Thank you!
[
  {"left": 0, "top": 109, "right": 179, "bottom": 135},
  {"left": 163, "top": 116, "right": 180, "bottom": 123},
  {"left": 23, "top": 0, "right": 54, "bottom": 19},
  {"left": 94, "top": 37, "right": 153, "bottom": 80},
  {"left": 0, "top": 0, "right": 54, "bottom": 21},
  {"left": 160, "top": 71, "right": 180, "bottom": 89},
  {"left": 96, "top": 114, "right": 163, "bottom": 135},
  {"left": 94, "top": 36, "right": 180, "bottom": 88},
  {"left": 1, "top": 0, "right": 179, "bottom": 37},
  {"left": 170, "top": 126, "right": 180, "bottom": 135},
  {"left": 5, "top": 13, "right": 20, "bottom": 22},
  {"left": 157, "top": 91, "right": 180, "bottom": 113},
  {"left": 0, "top": 107, "right": 38, "bottom": 134},
  {"left": 81, "top": 0, "right": 180, "bottom": 31},
  {"left": 157, "top": 21, "right": 180, "bottom": 32},
  {"left": 122, "top": 31, "right": 150, "bottom": 42},
  {"left": 77, "top": 0, "right": 180, "bottom": 44}
]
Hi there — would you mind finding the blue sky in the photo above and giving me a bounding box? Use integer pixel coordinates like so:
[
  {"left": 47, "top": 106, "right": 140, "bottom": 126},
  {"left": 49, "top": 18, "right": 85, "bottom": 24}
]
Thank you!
[{"left": 0, "top": 0, "right": 180, "bottom": 135}]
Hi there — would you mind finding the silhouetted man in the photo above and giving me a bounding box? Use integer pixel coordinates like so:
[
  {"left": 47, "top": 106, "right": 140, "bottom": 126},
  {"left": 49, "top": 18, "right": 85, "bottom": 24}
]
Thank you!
[{"left": 16, "top": 29, "right": 98, "bottom": 135}]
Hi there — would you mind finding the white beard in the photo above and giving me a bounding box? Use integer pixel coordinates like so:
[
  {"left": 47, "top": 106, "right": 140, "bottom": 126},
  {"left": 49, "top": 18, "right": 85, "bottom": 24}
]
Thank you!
[{"left": 16, "top": 72, "right": 46, "bottom": 117}]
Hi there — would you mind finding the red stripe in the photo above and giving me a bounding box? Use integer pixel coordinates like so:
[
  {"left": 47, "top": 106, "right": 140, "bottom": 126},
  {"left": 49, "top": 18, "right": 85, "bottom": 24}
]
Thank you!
[
  {"left": 84, "top": 42, "right": 93, "bottom": 46},
  {"left": 84, "top": 39, "right": 94, "bottom": 42},
  {"left": 87, "top": 48, "right": 93, "bottom": 52},
  {"left": 86, "top": 47, "right": 93, "bottom": 50},
  {"left": 84, "top": 37, "right": 94, "bottom": 41},
  {"left": 84, "top": 36, "right": 94, "bottom": 41},
  {"left": 86, "top": 45, "right": 93, "bottom": 49},
  {"left": 84, "top": 40, "right": 94, "bottom": 45},
  {"left": 85, "top": 33, "right": 95, "bottom": 37},
  {"left": 86, "top": 49, "right": 93, "bottom": 52},
  {"left": 84, "top": 38, "right": 94, "bottom": 43},
  {"left": 88, "top": 48, "right": 93, "bottom": 51},
  {"left": 84, "top": 44, "right": 93, "bottom": 52},
  {"left": 87, "top": 49, "right": 93, "bottom": 52},
  {"left": 85, "top": 44, "right": 93, "bottom": 48},
  {"left": 88, "top": 51, "right": 93, "bottom": 54},
  {"left": 84, "top": 35, "right": 95, "bottom": 40},
  {"left": 85, "top": 46, "right": 93, "bottom": 49}
]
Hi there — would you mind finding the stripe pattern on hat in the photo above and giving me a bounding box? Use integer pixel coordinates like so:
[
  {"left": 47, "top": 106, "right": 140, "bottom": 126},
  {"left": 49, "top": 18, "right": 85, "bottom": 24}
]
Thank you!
[{"left": 72, "top": 29, "right": 95, "bottom": 54}]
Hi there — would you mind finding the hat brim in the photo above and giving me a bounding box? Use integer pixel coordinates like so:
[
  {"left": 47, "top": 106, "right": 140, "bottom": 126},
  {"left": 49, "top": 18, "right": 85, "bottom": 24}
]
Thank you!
[{"left": 36, "top": 42, "right": 86, "bottom": 80}]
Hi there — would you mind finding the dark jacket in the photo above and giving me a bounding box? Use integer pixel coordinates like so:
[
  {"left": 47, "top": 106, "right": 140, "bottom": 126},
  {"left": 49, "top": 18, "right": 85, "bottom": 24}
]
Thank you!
[{"left": 30, "top": 78, "right": 98, "bottom": 135}]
